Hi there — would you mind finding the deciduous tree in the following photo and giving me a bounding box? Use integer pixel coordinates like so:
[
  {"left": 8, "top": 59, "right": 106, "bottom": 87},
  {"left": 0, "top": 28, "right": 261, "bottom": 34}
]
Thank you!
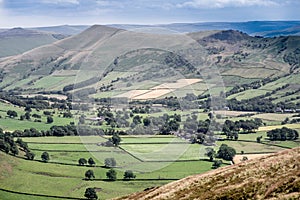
[
  {"left": 106, "top": 169, "right": 117, "bottom": 181},
  {"left": 41, "top": 151, "right": 50, "bottom": 162},
  {"left": 85, "top": 170, "right": 95, "bottom": 180},
  {"left": 84, "top": 188, "right": 98, "bottom": 199}
]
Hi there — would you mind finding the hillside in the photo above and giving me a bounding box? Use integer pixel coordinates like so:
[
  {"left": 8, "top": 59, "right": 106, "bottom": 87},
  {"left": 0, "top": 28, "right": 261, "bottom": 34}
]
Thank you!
[
  {"left": 30, "top": 25, "right": 89, "bottom": 35},
  {"left": 116, "top": 147, "right": 300, "bottom": 200},
  {"left": 0, "top": 28, "right": 68, "bottom": 58},
  {"left": 0, "top": 25, "right": 299, "bottom": 106}
]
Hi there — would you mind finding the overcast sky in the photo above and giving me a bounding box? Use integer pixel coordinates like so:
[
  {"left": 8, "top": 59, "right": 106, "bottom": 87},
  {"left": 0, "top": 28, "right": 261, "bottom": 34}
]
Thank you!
[{"left": 0, "top": 0, "right": 299, "bottom": 28}]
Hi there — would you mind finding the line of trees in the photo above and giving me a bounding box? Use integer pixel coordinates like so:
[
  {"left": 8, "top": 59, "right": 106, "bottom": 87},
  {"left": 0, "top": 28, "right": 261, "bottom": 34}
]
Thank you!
[
  {"left": 9, "top": 125, "right": 106, "bottom": 137},
  {"left": 267, "top": 127, "right": 299, "bottom": 141},
  {"left": 222, "top": 118, "right": 263, "bottom": 140},
  {"left": 78, "top": 157, "right": 96, "bottom": 166},
  {"left": 84, "top": 169, "right": 136, "bottom": 181},
  {"left": 204, "top": 144, "right": 236, "bottom": 169},
  {"left": 0, "top": 130, "right": 36, "bottom": 160}
]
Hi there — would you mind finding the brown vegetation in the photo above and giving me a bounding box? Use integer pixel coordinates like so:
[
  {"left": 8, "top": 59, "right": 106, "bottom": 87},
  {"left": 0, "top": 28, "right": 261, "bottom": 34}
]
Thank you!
[{"left": 116, "top": 147, "right": 300, "bottom": 200}]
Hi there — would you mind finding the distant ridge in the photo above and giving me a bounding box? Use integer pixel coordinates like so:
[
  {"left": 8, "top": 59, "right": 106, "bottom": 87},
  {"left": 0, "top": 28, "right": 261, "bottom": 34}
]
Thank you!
[
  {"left": 31, "top": 25, "right": 89, "bottom": 35},
  {"left": 0, "top": 27, "right": 43, "bottom": 37},
  {"left": 116, "top": 147, "right": 300, "bottom": 200},
  {"left": 0, "top": 27, "right": 69, "bottom": 58},
  {"left": 1, "top": 21, "right": 299, "bottom": 37},
  {"left": 109, "top": 21, "right": 300, "bottom": 37}
]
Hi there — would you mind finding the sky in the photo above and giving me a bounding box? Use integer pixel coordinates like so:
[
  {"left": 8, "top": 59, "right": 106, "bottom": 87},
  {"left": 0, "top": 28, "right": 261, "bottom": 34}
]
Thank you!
[{"left": 0, "top": 0, "right": 300, "bottom": 28}]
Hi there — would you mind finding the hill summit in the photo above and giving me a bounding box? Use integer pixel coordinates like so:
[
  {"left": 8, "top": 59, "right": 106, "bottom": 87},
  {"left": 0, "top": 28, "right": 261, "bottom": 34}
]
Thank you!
[
  {"left": 0, "top": 27, "right": 43, "bottom": 38},
  {"left": 117, "top": 147, "right": 300, "bottom": 200}
]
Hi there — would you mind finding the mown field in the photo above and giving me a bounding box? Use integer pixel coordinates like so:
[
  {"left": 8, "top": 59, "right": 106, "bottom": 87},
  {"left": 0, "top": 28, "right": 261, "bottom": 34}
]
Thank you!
[{"left": 0, "top": 135, "right": 229, "bottom": 200}]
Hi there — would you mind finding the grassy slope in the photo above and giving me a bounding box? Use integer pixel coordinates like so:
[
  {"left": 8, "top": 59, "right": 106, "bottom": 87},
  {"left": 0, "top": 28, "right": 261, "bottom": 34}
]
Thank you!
[
  {"left": 0, "top": 35, "right": 57, "bottom": 58},
  {"left": 0, "top": 28, "right": 298, "bottom": 101},
  {"left": 0, "top": 152, "right": 172, "bottom": 200},
  {"left": 0, "top": 134, "right": 221, "bottom": 199},
  {"left": 117, "top": 147, "right": 300, "bottom": 200}
]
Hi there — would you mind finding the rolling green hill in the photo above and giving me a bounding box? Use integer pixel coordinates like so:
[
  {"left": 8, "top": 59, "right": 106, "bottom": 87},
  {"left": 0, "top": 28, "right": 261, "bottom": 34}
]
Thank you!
[{"left": 0, "top": 25, "right": 299, "bottom": 105}]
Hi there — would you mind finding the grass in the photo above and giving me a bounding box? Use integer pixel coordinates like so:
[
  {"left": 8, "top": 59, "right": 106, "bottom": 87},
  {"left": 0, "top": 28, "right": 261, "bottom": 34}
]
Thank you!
[
  {"left": 258, "top": 123, "right": 300, "bottom": 131},
  {"left": 1, "top": 128, "right": 298, "bottom": 200},
  {"left": 0, "top": 138, "right": 214, "bottom": 199},
  {"left": 21, "top": 136, "right": 104, "bottom": 143},
  {"left": 4, "top": 76, "right": 39, "bottom": 90},
  {"left": 0, "top": 190, "right": 65, "bottom": 200},
  {"left": 29, "top": 76, "right": 75, "bottom": 90},
  {"left": 0, "top": 117, "right": 73, "bottom": 132},
  {"left": 120, "top": 136, "right": 186, "bottom": 144},
  {"left": 89, "top": 90, "right": 125, "bottom": 98},
  {"left": 0, "top": 102, "right": 74, "bottom": 131},
  {"left": 137, "top": 160, "right": 216, "bottom": 179},
  {"left": 0, "top": 99, "right": 298, "bottom": 199},
  {"left": 0, "top": 35, "right": 57, "bottom": 58},
  {"left": 251, "top": 113, "right": 295, "bottom": 122},
  {"left": 222, "top": 67, "right": 280, "bottom": 78},
  {"left": 227, "top": 89, "right": 270, "bottom": 100},
  {"left": 216, "top": 140, "right": 286, "bottom": 153},
  {"left": 160, "top": 89, "right": 205, "bottom": 98}
]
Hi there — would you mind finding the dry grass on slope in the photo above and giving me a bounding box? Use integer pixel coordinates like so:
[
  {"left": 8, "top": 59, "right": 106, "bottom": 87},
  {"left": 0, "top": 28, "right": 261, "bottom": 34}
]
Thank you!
[{"left": 116, "top": 147, "right": 300, "bottom": 200}]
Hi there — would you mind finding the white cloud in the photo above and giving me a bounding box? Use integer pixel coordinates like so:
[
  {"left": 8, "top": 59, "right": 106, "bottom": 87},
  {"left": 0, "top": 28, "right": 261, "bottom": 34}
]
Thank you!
[
  {"left": 177, "top": 0, "right": 280, "bottom": 9},
  {"left": 96, "top": 0, "right": 114, "bottom": 6},
  {"left": 96, "top": 0, "right": 125, "bottom": 8},
  {"left": 41, "top": 0, "right": 80, "bottom": 5}
]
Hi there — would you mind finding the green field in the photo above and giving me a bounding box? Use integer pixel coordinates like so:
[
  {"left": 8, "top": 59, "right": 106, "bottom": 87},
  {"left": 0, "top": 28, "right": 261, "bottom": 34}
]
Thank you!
[
  {"left": 0, "top": 102, "right": 74, "bottom": 131},
  {"left": 0, "top": 134, "right": 227, "bottom": 200},
  {"left": 0, "top": 152, "right": 171, "bottom": 200}
]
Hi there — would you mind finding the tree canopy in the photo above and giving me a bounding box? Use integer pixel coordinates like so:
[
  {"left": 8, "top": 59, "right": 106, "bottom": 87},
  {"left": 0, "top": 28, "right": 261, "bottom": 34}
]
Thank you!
[
  {"left": 267, "top": 127, "right": 299, "bottom": 141},
  {"left": 84, "top": 188, "right": 98, "bottom": 200},
  {"left": 106, "top": 169, "right": 117, "bottom": 181},
  {"left": 217, "top": 144, "right": 236, "bottom": 161}
]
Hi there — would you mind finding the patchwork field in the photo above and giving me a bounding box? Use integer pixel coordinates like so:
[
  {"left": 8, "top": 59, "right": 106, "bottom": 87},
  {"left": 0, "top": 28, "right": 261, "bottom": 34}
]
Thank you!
[
  {"left": 115, "top": 78, "right": 202, "bottom": 100},
  {"left": 132, "top": 89, "right": 174, "bottom": 100},
  {"left": 115, "top": 90, "right": 151, "bottom": 98},
  {"left": 151, "top": 79, "right": 201, "bottom": 89}
]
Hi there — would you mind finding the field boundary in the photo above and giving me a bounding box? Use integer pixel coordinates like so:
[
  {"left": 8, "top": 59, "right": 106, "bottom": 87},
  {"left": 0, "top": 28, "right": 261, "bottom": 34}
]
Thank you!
[
  {"left": 223, "top": 139, "right": 292, "bottom": 149},
  {"left": 0, "top": 187, "right": 85, "bottom": 200},
  {"left": 30, "top": 149, "right": 112, "bottom": 152},
  {"left": 117, "top": 146, "right": 144, "bottom": 162},
  {"left": 120, "top": 142, "right": 189, "bottom": 145},
  {"left": 26, "top": 142, "right": 98, "bottom": 145}
]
